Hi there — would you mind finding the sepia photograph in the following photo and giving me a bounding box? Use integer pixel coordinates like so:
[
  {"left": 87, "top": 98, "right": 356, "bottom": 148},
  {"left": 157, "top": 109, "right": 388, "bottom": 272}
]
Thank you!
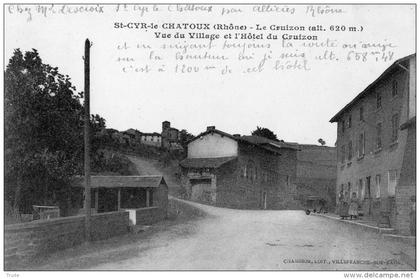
[{"left": 2, "top": 2, "right": 417, "bottom": 275}]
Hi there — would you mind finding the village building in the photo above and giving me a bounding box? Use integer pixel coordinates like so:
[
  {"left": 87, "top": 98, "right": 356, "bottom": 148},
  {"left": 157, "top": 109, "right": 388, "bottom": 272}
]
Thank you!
[
  {"left": 139, "top": 132, "right": 162, "bottom": 147},
  {"left": 161, "top": 121, "right": 183, "bottom": 150},
  {"left": 179, "top": 126, "right": 301, "bottom": 209},
  {"left": 72, "top": 175, "right": 168, "bottom": 225},
  {"left": 240, "top": 137, "right": 337, "bottom": 206},
  {"left": 329, "top": 54, "right": 416, "bottom": 234},
  {"left": 118, "top": 121, "right": 184, "bottom": 149},
  {"left": 122, "top": 128, "right": 162, "bottom": 147}
]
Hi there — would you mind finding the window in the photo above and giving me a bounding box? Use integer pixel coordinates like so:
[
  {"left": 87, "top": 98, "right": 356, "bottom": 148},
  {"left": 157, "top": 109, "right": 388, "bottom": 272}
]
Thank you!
[
  {"left": 358, "top": 132, "right": 365, "bottom": 157},
  {"left": 388, "top": 170, "right": 398, "bottom": 196},
  {"left": 341, "top": 120, "right": 345, "bottom": 133},
  {"left": 348, "top": 141, "right": 353, "bottom": 160},
  {"left": 286, "top": 175, "right": 290, "bottom": 186},
  {"left": 347, "top": 115, "right": 352, "bottom": 128},
  {"left": 358, "top": 179, "right": 364, "bottom": 200},
  {"left": 391, "top": 114, "right": 399, "bottom": 142},
  {"left": 365, "top": 176, "right": 371, "bottom": 198},
  {"left": 376, "top": 92, "right": 382, "bottom": 109},
  {"left": 375, "top": 175, "right": 381, "bottom": 198},
  {"left": 359, "top": 106, "right": 364, "bottom": 121},
  {"left": 376, "top": 122, "right": 382, "bottom": 149},
  {"left": 392, "top": 80, "right": 398, "bottom": 97},
  {"left": 341, "top": 145, "right": 346, "bottom": 163}
]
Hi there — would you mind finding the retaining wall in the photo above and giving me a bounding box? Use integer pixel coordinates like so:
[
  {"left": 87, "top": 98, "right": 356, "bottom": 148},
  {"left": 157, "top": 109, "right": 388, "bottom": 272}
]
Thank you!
[
  {"left": 124, "top": 206, "right": 166, "bottom": 226},
  {"left": 5, "top": 211, "right": 129, "bottom": 270}
]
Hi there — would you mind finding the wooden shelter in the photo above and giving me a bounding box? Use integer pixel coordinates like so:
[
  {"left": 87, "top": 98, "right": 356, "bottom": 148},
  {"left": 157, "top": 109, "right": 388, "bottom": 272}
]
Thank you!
[{"left": 72, "top": 175, "right": 168, "bottom": 214}]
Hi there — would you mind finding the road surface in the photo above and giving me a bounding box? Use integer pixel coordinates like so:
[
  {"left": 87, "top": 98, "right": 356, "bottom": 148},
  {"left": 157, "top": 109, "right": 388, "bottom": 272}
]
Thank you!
[{"left": 37, "top": 198, "right": 413, "bottom": 271}]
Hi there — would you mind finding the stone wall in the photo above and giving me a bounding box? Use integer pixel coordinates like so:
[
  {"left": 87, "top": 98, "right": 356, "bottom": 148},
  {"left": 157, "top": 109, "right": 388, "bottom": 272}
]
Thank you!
[
  {"left": 125, "top": 207, "right": 166, "bottom": 226},
  {"left": 5, "top": 211, "right": 129, "bottom": 270},
  {"left": 395, "top": 121, "right": 416, "bottom": 235},
  {"left": 334, "top": 66, "right": 410, "bottom": 225},
  {"left": 217, "top": 144, "right": 297, "bottom": 209}
]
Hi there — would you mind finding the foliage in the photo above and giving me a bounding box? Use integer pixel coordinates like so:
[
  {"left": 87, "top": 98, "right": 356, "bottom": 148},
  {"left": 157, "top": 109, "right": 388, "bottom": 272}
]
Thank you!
[
  {"left": 92, "top": 150, "right": 139, "bottom": 175},
  {"left": 4, "top": 49, "right": 134, "bottom": 218},
  {"left": 251, "top": 126, "right": 279, "bottom": 141},
  {"left": 179, "top": 129, "right": 194, "bottom": 149}
]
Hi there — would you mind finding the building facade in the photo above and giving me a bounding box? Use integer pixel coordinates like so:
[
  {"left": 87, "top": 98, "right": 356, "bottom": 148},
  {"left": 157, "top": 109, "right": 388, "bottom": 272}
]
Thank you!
[
  {"left": 161, "top": 121, "right": 182, "bottom": 150},
  {"left": 140, "top": 132, "right": 162, "bottom": 147},
  {"left": 330, "top": 54, "right": 416, "bottom": 233},
  {"left": 179, "top": 126, "right": 299, "bottom": 209}
]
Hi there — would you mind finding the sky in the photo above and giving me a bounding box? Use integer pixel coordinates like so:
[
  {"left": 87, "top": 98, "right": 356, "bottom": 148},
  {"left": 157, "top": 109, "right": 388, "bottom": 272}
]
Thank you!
[{"left": 4, "top": 4, "right": 415, "bottom": 146}]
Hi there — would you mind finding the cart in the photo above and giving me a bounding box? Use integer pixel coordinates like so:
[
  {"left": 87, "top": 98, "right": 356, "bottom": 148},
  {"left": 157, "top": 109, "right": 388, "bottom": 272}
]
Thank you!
[{"left": 304, "top": 196, "right": 328, "bottom": 215}]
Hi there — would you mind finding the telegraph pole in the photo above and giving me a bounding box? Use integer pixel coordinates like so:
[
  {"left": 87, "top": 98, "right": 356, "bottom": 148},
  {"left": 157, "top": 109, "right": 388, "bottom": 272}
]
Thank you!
[{"left": 84, "top": 39, "right": 92, "bottom": 241}]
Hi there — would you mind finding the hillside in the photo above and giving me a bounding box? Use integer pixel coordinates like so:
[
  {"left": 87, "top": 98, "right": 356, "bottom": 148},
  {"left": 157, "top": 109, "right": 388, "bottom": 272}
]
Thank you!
[{"left": 126, "top": 155, "right": 181, "bottom": 196}]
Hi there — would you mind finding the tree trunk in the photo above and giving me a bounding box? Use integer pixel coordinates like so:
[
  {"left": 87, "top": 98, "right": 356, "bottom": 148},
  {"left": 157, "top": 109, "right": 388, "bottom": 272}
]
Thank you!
[
  {"left": 44, "top": 176, "right": 48, "bottom": 205},
  {"left": 13, "top": 176, "right": 22, "bottom": 217}
]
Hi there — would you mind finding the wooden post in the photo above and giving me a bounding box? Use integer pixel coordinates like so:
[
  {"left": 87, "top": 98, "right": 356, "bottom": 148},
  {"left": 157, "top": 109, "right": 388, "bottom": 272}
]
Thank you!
[
  {"left": 117, "top": 188, "right": 121, "bottom": 211},
  {"left": 146, "top": 189, "right": 150, "bottom": 207},
  {"left": 83, "top": 38, "right": 92, "bottom": 241}
]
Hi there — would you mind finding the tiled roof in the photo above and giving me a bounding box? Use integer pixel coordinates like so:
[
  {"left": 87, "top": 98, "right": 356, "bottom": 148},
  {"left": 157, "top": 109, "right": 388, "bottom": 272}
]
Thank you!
[
  {"left": 72, "top": 175, "right": 167, "bottom": 188},
  {"left": 240, "top": 135, "right": 300, "bottom": 150},
  {"left": 140, "top": 132, "right": 161, "bottom": 136},
  {"left": 179, "top": 156, "right": 237, "bottom": 169},
  {"left": 188, "top": 128, "right": 298, "bottom": 154}
]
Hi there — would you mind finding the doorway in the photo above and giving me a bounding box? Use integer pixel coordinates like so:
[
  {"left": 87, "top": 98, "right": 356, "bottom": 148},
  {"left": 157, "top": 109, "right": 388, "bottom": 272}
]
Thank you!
[{"left": 190, "top": 178, "right": 212, "bottom": 202}]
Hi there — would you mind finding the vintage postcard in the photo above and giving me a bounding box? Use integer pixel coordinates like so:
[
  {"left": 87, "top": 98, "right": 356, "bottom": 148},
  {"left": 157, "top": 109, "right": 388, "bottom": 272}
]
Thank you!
[{"left": 2, "top": 2, "right": 417, "bottom": 275}]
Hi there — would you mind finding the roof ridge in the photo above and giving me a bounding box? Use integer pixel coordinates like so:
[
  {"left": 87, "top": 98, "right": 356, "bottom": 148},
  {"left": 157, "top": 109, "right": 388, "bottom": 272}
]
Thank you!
[{"left": 330, "top": 53, "right": 416, "bottom": 122}]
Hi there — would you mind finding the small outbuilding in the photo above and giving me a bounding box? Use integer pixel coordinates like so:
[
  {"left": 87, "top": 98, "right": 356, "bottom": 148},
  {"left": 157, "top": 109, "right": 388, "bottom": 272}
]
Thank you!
[{"left": 72, "top": 175, "right": 168, "bottom": 225}]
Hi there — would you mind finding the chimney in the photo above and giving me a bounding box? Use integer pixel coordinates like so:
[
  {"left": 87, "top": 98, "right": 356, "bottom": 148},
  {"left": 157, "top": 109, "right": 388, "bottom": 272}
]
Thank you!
[{"left": 206, "top": 126, "right": 215, "bottom": 132}]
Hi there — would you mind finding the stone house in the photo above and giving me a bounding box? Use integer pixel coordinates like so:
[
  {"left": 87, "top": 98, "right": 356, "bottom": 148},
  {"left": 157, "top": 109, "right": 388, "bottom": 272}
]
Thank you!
[
  {"left": 179, "top": 126, "right": 299, "bottom": 209},
  {"left": 329, "top": 54, "right": 416, "bottom": 234},
  {"left": 161, "top": 121, "right": 182, "bottom": 150},
  {"left": 242, "top": 137, "right": 337, "bottom": 207}
]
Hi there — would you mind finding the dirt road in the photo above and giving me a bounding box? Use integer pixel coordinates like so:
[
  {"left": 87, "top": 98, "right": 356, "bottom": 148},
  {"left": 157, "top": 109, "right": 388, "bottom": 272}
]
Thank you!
[
  {"left": 36, "top": 198, "right": 413, "bottom": 271},
  {"left": 34, "top": 156, "right": 413, "bottom": 271},
  {"left": 91, "top": 199, "right": 412, "bottom": 270}
]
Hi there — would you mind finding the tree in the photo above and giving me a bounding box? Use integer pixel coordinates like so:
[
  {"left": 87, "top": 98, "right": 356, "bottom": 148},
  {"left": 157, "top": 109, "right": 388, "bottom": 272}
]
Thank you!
[
  {"left": 251, "top": 126, "right": 279, "bottom": 142},
  {"left": 179, "top": 129, "right": 195, "bottom": 148},
  {"left": 318, "top": 138, "right": 326, "bottom": 146},
  {"left": 5, "top": 49, "right": 85, "bottom": 215}
]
